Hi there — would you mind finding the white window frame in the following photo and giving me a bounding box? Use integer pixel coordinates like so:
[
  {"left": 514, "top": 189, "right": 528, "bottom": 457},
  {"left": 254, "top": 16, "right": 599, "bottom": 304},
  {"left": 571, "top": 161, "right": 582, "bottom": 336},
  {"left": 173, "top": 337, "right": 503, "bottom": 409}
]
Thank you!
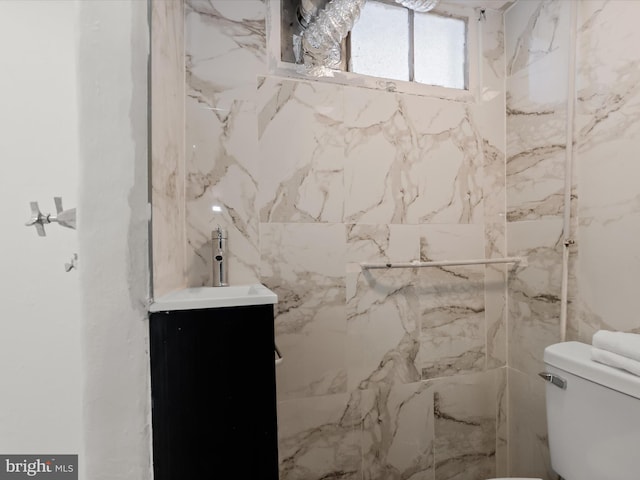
[{"left": 267, "top": 0, "right": 480, "bottom": 102}]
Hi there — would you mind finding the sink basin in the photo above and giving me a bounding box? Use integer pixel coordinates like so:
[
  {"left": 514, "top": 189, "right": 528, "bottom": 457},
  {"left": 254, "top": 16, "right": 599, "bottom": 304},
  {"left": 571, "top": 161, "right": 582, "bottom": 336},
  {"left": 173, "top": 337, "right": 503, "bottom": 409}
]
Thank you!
[{"left": 149, "top": 284, "right": 278, "bottom": 312}]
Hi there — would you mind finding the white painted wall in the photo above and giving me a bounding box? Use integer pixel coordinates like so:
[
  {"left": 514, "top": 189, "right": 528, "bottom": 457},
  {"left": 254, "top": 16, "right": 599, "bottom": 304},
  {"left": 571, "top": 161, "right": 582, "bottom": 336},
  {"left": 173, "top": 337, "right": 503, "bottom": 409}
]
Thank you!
[
  {"left": 0, "top": 0, "right": 81, "bottom": 455},
  {"left": 0, "top": 0, "right": 152, "bottom": 477},
  {"left": 77, "top": 1, "right": 152, "bottom": 479}
]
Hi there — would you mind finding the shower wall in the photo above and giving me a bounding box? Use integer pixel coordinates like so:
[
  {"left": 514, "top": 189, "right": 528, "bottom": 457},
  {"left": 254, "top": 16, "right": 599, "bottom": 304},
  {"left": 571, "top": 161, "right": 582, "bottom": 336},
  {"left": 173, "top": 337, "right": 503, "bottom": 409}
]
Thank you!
[
  {"left": 505, "top": 0, "right": 640, "bottom": 478},
  {"left": 574, "top": 0, "right": 640, "bottom": 341},
  {"left": 150, "top": 1, "right": 640, "bottom": 478},
  {"left": 180, "top": 1, "right": 509, "bottom": 478},
  {"left": 504, "top": 1, "right": 570, "bottom": 478},
  {"left": 151, "top": 0, "right": 186, "bottom": 297}
]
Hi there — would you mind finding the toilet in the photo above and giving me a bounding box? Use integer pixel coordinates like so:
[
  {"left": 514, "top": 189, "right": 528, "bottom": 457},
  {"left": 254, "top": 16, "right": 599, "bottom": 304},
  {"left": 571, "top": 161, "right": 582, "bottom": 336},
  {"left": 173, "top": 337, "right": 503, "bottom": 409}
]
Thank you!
[{"left": 488, "top": 341, "right": 640, "bottom": 480}]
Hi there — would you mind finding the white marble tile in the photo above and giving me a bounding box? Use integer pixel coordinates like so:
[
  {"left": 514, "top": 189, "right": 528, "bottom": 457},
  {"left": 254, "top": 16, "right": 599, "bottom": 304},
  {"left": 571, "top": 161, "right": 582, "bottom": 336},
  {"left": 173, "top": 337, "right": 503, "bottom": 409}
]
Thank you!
[
  {"left": 184, "top": 0, "right": 267, "bottom": 287},
  {"left": 257, "top": 77, "right": 345, "bottom": 223},
  {"left": 345, "top": 224, "right": 420, "bottom": 392},
  {"left": 186, "top": 0, "right": 266, "bottom": 102},
  {"left": 151, "top": 0, "right": 186, "bottom": 296},
  {"left": 362, "top": 382, "right": 435, "bottom": 480},
  {"left": 261, "top": 223, "right": 347, "bottom": 399},
  {"left": 277, "top": 391, "right": 363, "bottom": 480},
  {"left": 575, "top": 0, "right": 640, "bottom": 155},
  {"left": 473, "top": 9, "right": 507, "bottom": 148},
  {"left": 507, "top": 219, "right": 563, "bottom": 376},
  {"left": 346, "top": 268, "right": 421, "bottom": 391},
  {"left": 495, "top": 367, "right": 508, "bottom": 478},
  {"left": 506, "top": 110, "right": 566, "bottom": 221},
  {"left": 185, "top": 95, "right": 261, "bottom": 286},
  {"left": 346, "top": 224, "right": 420, "bottom": 265},
  {"left": 505, "top": 80, "right": 567, "bottom": 222},
  {"left": 505, "top": 0, "right": 570, "bottom": 222},
  {"left": 574, "top": 0, "right": 640, "bottom": 341},
  {"left": 508, "top": 368, "right": 553, "bottom": 480},
  {"left": 418, "top": 224, "right": 485, "bottom": 262},
  {"left": 479, "top": 134, "right": 506, "bottom": 227},
  {"left": 344, "top": 90, "right": 484, "bottom": 225},
  {"left": 432, "top": 371, "right": 498, "bottom": 480},
  {"left": 575, "top": 0, "right": 640, "bottom": 332},
  {"left": 416, "top": 225, "right": 487, "bottom": 379},
  {"left": 176, "top": 6, "right": 514, "bottom": 480},
  {"left": 577, "top": 214, "right": 640, "bottom": 334},
  {"left": 480, "top": 9, "right": 506, "bottom": 97},
  {"left": 477, "top": 11, "right": 508, "bottom": 372},
  {"left": 505, "top": 0, "right": 570, "bottom": 88},
  {"left": 485, "top": 261, "right": 507, "bottom": 369}
]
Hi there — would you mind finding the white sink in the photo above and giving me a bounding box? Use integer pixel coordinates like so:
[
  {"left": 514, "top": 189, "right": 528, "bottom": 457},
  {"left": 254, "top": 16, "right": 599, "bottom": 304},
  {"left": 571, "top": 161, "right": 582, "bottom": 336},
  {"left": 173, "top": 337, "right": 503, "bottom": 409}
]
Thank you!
[{"left": 149, "top": 284, "right": 278, "bottom": 312}]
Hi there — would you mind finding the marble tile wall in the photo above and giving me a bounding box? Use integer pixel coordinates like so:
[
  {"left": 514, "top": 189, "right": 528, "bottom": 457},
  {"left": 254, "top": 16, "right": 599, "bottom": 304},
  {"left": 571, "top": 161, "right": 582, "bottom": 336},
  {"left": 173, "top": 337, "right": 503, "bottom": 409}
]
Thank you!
[
  {"left": 505, "top": 1, "right": 640, "bottom": 478},
  {"left": 574, "top": 0, "right": 640, "bottom": 340},
  {"left": 505, "top": 1, "right": 569, "bottom": 478},
  {"left": 505, "top": 0, "right": 570, "bottom": 223},
  {"left": 151, "top": 0, "right": 186, "bottom": 296},
  {"left": 151, "top": 1, "right": 640, "bottom": 478},
  {"left": 172, "top": 1, "right": 508, "bottom": 479},
  {"left": 184, "top": 0, "right": 266, "bottom": 287}
]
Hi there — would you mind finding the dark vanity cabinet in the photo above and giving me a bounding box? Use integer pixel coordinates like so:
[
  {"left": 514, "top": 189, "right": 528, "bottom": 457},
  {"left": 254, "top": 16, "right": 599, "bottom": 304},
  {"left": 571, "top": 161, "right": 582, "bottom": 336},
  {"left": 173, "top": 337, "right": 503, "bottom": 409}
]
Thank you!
[{"left": 149, "top": 295, "right": 279, "bottom": 480}]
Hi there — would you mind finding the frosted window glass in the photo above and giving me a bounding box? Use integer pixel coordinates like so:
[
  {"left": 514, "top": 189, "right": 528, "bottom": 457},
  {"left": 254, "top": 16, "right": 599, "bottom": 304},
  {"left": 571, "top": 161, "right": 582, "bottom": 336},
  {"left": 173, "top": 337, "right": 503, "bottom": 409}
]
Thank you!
[
  {"left": 414, "top": 13, "right": 466, "bottom": 89},
  {"left": 350, "top": 2, "right": 410, "bottom": 82}
]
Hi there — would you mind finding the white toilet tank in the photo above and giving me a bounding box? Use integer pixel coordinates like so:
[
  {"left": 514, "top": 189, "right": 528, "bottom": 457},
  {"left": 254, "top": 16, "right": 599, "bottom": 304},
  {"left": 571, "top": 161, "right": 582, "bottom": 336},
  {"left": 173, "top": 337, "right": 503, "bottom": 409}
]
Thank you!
[{"left": 542, "top": 341, "right": 640, "bottom": 480}]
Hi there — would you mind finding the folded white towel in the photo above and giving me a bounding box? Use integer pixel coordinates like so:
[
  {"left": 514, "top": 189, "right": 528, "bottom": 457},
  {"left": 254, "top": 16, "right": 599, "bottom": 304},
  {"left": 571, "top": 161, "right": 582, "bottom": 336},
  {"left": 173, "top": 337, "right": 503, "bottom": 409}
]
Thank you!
[
  {"left": 592, "top": 347, "right": 640, "bottom": 377},
  {"left": 592, "top": 330, "right": 640, "bottom": 362}
]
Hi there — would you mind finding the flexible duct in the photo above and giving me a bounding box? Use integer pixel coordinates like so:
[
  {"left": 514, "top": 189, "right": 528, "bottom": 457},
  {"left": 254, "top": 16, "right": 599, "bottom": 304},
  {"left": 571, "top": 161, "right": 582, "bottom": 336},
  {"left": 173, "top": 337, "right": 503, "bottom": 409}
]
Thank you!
[
  {"left": 395, "top": 0, "right": 439, "bottom": 12},
  {"left": 293, "top": 0, "right": 331, "bottom": 63},
  {"left": 302, "top": 0, "right": 367, "bottom": 73},
  {"left": 297, "top": 0, "right": 331, "bottom": 28},
  {"left": 301, "top": 0, "right": 440, "bottom": 74}
]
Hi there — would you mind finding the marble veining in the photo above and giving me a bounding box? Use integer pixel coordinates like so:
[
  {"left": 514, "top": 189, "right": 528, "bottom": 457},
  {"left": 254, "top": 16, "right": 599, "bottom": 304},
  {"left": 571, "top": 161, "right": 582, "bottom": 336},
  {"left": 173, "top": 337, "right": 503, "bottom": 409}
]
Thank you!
[
  {"left": 257, "top": 77, "right": 489, "bottom": 226},
  {"left": 344, "top": 93, "right": 484, "bottom": 225},
  {"left": 347, "top": 268, "right": 421, "bottom": 392},
  {"left": 151, "top": 0, "right": 186, "bottom": 296},
  {"left": 506, "top": 0, "right": 564, "bottom": 78},
  {"left": 508, "top": 368, "right": 553, "bottom": 480},
  {"left": 262, "top": 223, "right": 347, "bottom": 400},
  {"left": 149, "top": 0, "right": 640, "bottom": 478},
  {"left": 186, "top": 0, "right": 265, "bottom": 99},
  {"left": 185, "top": 0, "right": 267, "bottom": 287},
  {"left": 257, "top": 78, "right": 345, "bottom": 223},
  {"left": 362, "top": 383, "right": 435, "bottom": 480},
  {"left": 575, "top": 1, "right": 640, "bottom": 345},
  {"left": 506, "top": 0, "right": 570, "bottom": 222},
  {"left": 433, "top": 371, "right": 497, "bottom": 480},
  {"left": 504, "top": 2, "right": 570, "bottom": 477},
  {"left": 277, "top": 391, "right": 364, "bottom": 480},
  {"left": 173, "top": 2, "right": 510, "bottom": 478},
  {"left": 507, "top": 220, "right": 563, "bottom": 376}
]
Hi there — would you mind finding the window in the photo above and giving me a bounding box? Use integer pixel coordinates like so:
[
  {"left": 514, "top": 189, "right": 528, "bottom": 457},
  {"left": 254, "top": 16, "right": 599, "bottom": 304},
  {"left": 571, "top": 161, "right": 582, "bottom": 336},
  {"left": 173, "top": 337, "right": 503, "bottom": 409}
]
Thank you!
[
  {"left": 273, "top": 0, "right": 473, "bottom": 96},
  {"left": 349, "top": 2, "right": 410, "bottom": 82},
  {"left": 349, "top": 1, "right": 468, "bottom": 90}
]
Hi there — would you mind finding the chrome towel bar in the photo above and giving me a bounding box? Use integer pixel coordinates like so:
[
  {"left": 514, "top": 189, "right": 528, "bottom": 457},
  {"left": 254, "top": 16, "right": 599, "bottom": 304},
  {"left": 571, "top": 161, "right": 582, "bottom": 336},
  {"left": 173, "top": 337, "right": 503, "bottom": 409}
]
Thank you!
[{"left": 360, "top": 256, "right": 527, "bottom": 270}]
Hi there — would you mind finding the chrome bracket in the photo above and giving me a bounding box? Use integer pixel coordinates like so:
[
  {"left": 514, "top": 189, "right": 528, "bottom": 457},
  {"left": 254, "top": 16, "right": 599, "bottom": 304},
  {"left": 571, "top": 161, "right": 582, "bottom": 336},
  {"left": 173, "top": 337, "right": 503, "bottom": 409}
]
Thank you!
[{"left": 25, "top": 197, "right": 76, "bottom": 236}]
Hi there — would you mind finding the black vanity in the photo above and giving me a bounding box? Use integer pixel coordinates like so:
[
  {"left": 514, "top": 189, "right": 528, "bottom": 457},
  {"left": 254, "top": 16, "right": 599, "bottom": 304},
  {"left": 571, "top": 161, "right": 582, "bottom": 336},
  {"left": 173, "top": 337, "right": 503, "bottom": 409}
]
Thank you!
[{"left": 148, "top": 285, "right": 279, "bottom": 479}]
